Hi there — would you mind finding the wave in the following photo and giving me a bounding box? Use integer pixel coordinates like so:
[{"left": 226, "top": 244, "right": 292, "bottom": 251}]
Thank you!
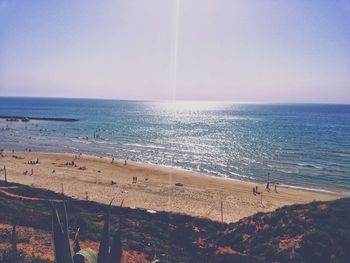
[
  {"left": 297, "top": 163, "right": 323, "bottom": 169},
  {"left": 126, "top": 149, "right": 141, "bottom": 153},
  {"left": 123, "top": 143, "right": 165, "bottom": 150},
  {"left": 71, "top": 139, "right": 91, "bottom": 145},
  {"left": 228, "top": 171, "right": 255, "bottom": 180},
  {"left": 278, "top": 184, "right": 349, "bottom": 195},
  {"left": 93, "top": 140, "right": 117, "bottom": 146}
]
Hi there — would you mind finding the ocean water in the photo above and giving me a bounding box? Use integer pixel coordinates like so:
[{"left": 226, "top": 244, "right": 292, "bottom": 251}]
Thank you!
[{"left": 1, "top": 97, "right": 350, "bottom": 194}]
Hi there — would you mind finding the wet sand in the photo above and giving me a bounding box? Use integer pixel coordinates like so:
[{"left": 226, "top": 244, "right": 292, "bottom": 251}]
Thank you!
[{"left": 0, "top": 151, "right": 341, "bottom": 222}]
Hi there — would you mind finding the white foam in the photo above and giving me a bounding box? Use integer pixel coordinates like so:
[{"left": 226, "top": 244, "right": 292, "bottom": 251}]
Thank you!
[{"left": 279, "top": 184, "right": 349, "bottom": 196}]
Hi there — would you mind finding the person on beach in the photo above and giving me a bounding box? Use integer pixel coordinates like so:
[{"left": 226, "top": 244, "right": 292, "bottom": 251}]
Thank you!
[
  {"left": 124, "top": 159, "right": 127, "bottom": 166},
  {"left": 266, "top": 182, "right": 270, "bottom": 191},
  {"left": 253, "top": 187, "right": 256, "bottom": 195},
  {"left": 255, "top": 186, "right": 259, "bottom": 194},
  {"left": 274, "top": 184, "right": 278, "bottom": 193},
  {"left": 30, "top": 168, "right": 33, "bottom": 176},
  {"left": 112, "top": 157, "right": 114, "bottom": 164}
]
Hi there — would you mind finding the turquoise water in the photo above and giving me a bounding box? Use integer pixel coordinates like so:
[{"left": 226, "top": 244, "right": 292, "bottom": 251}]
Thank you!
[{"left": 1, "top": 97, "right": 350, "bottom": 194}]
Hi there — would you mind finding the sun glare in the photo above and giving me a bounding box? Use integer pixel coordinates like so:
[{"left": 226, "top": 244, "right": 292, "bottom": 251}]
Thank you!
[{"left": 159, "top": 100, "right": 230, "bottom": 111}]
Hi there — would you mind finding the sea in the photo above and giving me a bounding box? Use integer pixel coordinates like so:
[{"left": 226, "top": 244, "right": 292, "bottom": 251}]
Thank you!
[{"left": 1, "top": 97, "right": 350, "bottom": 194}]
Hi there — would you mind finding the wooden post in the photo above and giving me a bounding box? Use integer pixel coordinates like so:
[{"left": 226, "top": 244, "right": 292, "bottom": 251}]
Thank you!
[
  {"left": 220, "top": 199, "right": 224, "bottom": 223},
  {"left": 12, "top": 224, "right": 18, "bottom": 263},
  {"left": 4, "top": 165, "right": 7, "bottom": 182}
]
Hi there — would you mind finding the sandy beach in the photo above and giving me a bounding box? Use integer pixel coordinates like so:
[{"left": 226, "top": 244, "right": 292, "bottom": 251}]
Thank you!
[{"left": 0, "top": 150, "right": 341, "bottom": 223}]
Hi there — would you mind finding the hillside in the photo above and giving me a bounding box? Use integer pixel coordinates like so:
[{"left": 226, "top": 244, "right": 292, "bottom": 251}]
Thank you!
[
  {"left": 0, "top": 181, "right": 349, "bottom": 262},
  {"left": 215, "top": 197, "right": 350, "bottom": 262}
]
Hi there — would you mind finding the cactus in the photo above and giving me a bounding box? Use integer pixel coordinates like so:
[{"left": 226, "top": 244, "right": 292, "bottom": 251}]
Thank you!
[
  {"left": 97, "top": 200, "right": 111, "bottom": 263},
  {"left": 51, "top": 205, "right": 71, "bottom": 263},
  {"left": 108, "top": 229, "right": 121, "bottom": 263},
  {"left": 51, "top": 199, "right": 123, "bottom": 263},
  {"left": 73, "top": 228, "right": 81, "bottom": 254}
]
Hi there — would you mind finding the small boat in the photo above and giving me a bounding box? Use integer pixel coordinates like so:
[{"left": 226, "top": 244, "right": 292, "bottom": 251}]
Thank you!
[{"left": 21, "top": 118, "right": 30, "bottom": 122}]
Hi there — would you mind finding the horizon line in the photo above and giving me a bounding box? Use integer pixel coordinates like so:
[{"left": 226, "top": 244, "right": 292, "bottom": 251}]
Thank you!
[{"left": 0, "top": 95, "right": 349, "bottom": 106}]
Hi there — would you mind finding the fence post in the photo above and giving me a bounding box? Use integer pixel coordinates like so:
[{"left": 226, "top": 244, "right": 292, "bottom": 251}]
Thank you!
[
  {"left": 220, "top": 199, "right": 224, "bottom": 223},
  {"left": 4, "top": 165, "right": 7, "bottom": 182}
]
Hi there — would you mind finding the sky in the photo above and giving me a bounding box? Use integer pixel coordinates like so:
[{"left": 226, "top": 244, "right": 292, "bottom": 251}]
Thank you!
[{"left": 0, "top": 0, "right": 350, "bottom": 103}]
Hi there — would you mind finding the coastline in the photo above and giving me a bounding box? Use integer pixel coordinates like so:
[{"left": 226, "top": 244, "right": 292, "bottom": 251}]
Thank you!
[{"left": 0, "top": 150, "right": 342, "bottom": 222}]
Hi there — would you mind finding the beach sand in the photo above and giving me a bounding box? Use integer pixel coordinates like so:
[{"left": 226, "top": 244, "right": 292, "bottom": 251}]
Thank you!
[{"left": 0, "top": 151, "right": 340, "bottom": 223}]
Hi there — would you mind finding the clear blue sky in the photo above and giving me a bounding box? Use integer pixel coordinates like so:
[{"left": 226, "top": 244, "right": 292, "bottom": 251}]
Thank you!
[{"left": 1, "top": 0, "right": 350, "bottom": 103}]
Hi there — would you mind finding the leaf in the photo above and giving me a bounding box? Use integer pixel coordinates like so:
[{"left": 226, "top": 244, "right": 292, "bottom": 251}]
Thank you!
[
  {"left": 108, "top": 229, "right": 122, "bottom": 263},
  {"left": 73, "top": 228, "right": 81, "bottom": 254},
  {"left": 75, "top": 248, "right": 98, "bottom": 263},
  {"left": 62, "top": 202, "right": 74, "bottom": 263},
  {"left": 52, "top": 206, "right": 65, "bottom": 263},
  {"left": 97, "top": 199, "right": 114, "bottom": 263}
]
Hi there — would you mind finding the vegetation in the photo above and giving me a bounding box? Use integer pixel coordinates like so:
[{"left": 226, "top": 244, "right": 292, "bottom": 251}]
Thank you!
[
  {"left": 1, "top": 181, "right": 350, "bottom": 262},
  {"left": 0, "top": 181, "right": 229, "bottom": 262},
  {"left": 215, "top": 198, "right": 350, "bottom": 263},
  {"left": 51, "top": 200, "right": 122, "bottom": 263}
]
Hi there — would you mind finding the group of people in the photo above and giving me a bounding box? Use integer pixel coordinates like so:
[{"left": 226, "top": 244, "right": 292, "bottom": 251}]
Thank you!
[
  {"left": 252, "top": 181, "right": 278, "bottom": 195},
  {"left": 28, "top": 158, "right": 39, "bottom": 165},
  {"left": 110, "top": 157, "right": 128, "bottom": 166},
  {"left": 265, "top": 181, "right": 278, "bottom": 193}
]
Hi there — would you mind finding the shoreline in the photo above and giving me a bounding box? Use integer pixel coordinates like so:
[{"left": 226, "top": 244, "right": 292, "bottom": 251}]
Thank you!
[
  {"left": 0, "top": 150, "right": 343, "bottom": 222},
  {"left": 141, "top": 160, "right": 350, "bottom": 197},
  {"left": 37, "top": 150, "right": 348, "bottom": 197},
  {"left": 6, "top": 146, "right": 347, "bottom": 197},
  {"left": 141, "top": 160, "right": 346, "bottom": 197},
  {"left": 26, "top": 150, "right": 348, "bottom": 197}
]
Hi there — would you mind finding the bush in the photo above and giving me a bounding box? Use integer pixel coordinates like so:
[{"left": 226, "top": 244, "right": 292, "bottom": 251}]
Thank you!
[{"left": 0, "top": 248, "right": 52, "bottom": 263}]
